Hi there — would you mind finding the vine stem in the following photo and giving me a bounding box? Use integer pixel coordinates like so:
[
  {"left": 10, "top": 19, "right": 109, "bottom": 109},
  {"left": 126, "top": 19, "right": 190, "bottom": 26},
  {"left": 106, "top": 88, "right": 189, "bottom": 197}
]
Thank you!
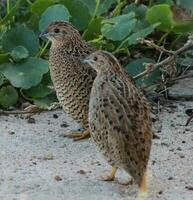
[
  {"left": 82, "top": 0, "right": 100, "bottom": 39},
  {"left": 6, "top": 0, "right": 10, "bottom": 15},
  {"left": 134, "top": 35, "right": 193, "bottom": 80},
  {"left": 38, "top": 41, "right": 50, "bottom": 57}
]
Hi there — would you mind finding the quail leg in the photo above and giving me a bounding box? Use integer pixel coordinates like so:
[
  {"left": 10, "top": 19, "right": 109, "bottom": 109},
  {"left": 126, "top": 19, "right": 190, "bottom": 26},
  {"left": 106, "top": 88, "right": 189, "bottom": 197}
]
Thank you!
[
  {"left": 63, "top": 128, "right": 90, "bottom": 141},
  {"left": 137, "top": 172, "right": 148, "bottom": 200},
  {"left": 99, "top": 167, "right": 117, "bottom": 181}
]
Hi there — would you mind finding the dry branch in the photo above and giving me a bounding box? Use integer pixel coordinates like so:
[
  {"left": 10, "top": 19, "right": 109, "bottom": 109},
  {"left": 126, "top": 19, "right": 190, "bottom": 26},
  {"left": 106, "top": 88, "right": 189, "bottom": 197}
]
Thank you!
[{"left": 134, "top": 35, "right": 193, "bottom": 80}]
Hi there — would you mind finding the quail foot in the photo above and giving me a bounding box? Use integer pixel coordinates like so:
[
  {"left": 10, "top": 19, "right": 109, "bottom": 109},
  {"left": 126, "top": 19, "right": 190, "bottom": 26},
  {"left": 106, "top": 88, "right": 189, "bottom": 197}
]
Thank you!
[
  {"left": 40, "top": 21, "right": 96, "bottom": 140},
  {"left": 84, "top": 50, "right": 153, "bottom": 197}
]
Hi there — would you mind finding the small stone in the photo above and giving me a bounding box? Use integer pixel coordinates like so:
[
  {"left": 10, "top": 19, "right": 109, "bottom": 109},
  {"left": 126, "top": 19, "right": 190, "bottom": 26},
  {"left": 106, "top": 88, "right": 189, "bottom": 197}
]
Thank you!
[
  {"left": 177, "top": 147, "right": 182, "bottom": 151},
  {"left": 55, "top": 176, "right": 62, "bottom": 181},
  {"left": 185, "top": 109, "right": 193, "bottom": 116},
  {"left": 158, "top": 190, "right": 163, "bottom": 195},
  {"left": 152, "top": 160, "right": 156, "bottom": 165},
  {"left": 168, "top": 76, "right": 193, "bottom": 100},
  {"left": 77, "top": 170, "right": 86, "bottom": 175},
  {"left": 27, "top": 117, "right": 35, "bottom": 124},
  {"left": 60, "top": 123, "right": 69, "bottom": 128},
  {"left": 153, "top": 133, "right": 160, "bottom": 139},
  {"left": 53, "top": 114, "right": 59, "bottom": 118},
  {"left": 168, "top": 177, "right": 173, "bottom": 180},
  {"left": 185, "top": 186, "right": 193, "bottom": 191},
  {"left": 42, "top": 154, "right": 54, "bottom": 160},
  {"left": 9, "top": 131, "right": 15, "bottom": 135}
]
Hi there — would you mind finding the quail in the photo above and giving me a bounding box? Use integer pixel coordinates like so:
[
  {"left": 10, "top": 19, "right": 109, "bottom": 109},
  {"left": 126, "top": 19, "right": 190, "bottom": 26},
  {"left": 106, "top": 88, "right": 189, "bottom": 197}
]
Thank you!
[
  {"left": 40, "top": 21, "right": 96, "bottom": 140},
  {"left": 84, "top": 50, "right": 153, "bottom": 196}
]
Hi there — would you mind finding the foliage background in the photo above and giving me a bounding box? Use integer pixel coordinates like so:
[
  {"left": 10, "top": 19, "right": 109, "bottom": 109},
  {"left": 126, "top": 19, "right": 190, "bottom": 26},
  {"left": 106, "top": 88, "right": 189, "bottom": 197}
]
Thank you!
[{"left": 0, "top": 0, "right": 192, "bottom": 109}]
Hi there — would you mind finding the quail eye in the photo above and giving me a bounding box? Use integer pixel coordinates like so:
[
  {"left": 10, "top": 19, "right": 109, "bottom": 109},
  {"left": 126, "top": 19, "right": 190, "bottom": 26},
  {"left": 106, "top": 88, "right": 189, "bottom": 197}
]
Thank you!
[
  {"left": 54, "top": 28, "right": 60, "bottom": 33},
  {"left": 93, "top": 56, "right": 98, "bottom": 61}
]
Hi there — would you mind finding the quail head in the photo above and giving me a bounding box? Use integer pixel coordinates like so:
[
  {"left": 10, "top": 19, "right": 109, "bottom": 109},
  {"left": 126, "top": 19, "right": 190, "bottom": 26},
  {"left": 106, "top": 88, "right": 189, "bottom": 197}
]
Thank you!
[
  {"left": 40, "top": 21, "right": 96, "bottom": 140},
  {"left": 84, "top": 50, "right": 153, "bottom": 197}
]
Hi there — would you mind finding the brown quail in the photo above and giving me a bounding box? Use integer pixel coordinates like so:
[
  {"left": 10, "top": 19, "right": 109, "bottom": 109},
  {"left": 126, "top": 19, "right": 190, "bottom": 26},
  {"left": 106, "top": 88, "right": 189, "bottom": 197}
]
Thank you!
[
  {"left": 40, "top": 21, "right": 96, "bottom": 140},
  {"left": 84, "top": 51, "right": 153, "bottom": 196}
]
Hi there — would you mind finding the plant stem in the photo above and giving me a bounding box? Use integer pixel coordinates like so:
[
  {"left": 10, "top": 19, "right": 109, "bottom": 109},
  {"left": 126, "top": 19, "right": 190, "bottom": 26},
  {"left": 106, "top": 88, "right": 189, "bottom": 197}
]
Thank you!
[
  {"left": 148, "top": 0, "right": 153, "bottom": 7},
  {"left": 25, "top": 0, "right": 32, "bottom": 5},
  {"left": 158, "top": 32, "right": 170, "bottom": 46},
  {"left": 134, "top": 35, "right": 193, "bottom": 79},
  {"left": 39, "top": 41, "right": 50, "bottom": 57},
  {"left": 82, "top": 0, "right": 100, "bottom": 38},
  {"left": 169, "top": 34, "right": 182, "bottom": 49},
  {"left": 6, "top": 0, "right": 10, "bottom": 15},
  {"left": 20, "top": 89, "right": 33, "bottom": 102},
  {"left": 113, "top": 0, "right": 127, "bottom": 16}
]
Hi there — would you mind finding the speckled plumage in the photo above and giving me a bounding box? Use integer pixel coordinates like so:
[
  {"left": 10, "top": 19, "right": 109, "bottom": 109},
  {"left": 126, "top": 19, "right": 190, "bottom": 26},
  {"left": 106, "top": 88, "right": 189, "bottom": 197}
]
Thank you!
[
  {"left": 41, "top": 21, "right": 96, "bottom": 139},
  {"left": 84, "top": 51, "right": 153, "bottom": 192}
]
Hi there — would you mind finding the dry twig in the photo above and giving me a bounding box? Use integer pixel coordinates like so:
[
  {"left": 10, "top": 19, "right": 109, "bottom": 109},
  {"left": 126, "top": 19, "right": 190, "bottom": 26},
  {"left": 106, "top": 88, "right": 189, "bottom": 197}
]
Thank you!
[{"left": 135, "top": 35, "right": 193, "bottom": 80}]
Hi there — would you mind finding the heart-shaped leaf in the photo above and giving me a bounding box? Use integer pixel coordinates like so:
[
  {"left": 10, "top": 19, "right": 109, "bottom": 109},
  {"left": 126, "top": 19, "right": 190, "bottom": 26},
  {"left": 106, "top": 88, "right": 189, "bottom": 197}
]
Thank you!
[
  {"left": 62, "top": 0, "right": 91, "bottom": 30},
  {"left": 10, "top": 46, "right": 29, "bottom": 62},
  {"left": 126, "top": 23, "right": 159, "bottom": 46},
  {"left": 0, "top": 85, "right": 18, "bottom": 108},
  {"left": 126, "top": 58, "right": 160, "bottom": 87},
  {"left": 39, "top": 4, "right": 70, "bottom": 31},
  {"left": 0, "top": 57, "right": 49, "bottom": 89},
  {"left": 31, "top": 0, "right": 54, "bottom": 16},
  {"left": 101, "top": 13, "right": 137, "bottom": 41},
  {"left": 25, "top": 73, "right": 53, "bottom": 98},
  {"left": 146, "top": 4, "right": 193, "bottom": 33},
  {"left": 34, "top": 93, "right": 58, "bottom": 109},
  {"left": 79, "top": 0, "right": 116, "bottom": 16},
  {"left": 83, "top": 16, "right": 103, "bottom": 40},
  {"left": 2, "top": 24, "right": 39, "bottom": 56},
  {"left": 146, "top": 4, "right": 174, "bottom": 32}
]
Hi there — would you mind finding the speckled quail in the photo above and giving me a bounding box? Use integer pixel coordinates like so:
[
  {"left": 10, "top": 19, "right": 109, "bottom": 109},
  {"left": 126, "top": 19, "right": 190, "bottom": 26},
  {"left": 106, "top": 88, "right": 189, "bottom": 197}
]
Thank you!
[
  {"left": 40, "top": 21, "right": 96, "bottom": 140},
  {"left": 84, "top": 50, "right": 153, "bottom": 196}
]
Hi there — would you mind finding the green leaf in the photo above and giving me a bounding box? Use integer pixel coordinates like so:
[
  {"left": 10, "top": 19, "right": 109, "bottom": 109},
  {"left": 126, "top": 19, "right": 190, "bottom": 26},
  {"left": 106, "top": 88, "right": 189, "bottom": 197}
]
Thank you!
[
  {"left": 2, "top": 24, "right": 39, "bottom": 56},
  {"left": 0, "top": 53, "right": 9, "bottom": 64},
  {"left": 146, "top": 4, "right": 193, "bottom": 33},
  {"left": 0, "top": 73, "right": 4, "bottom": 86},
  {"left": 83, "top": 16, "right": 103, "bottom": 40},
  {"left": 11, "top": 46, "right": 29, "bottom": 62},
  {"left": 62, "top": 0, "right": 91, "bottom": 30},
  {"left": 31, "top": 0, "right": 54, "bottom": 16},
  {"left": 39, "top": 4, "right": 70, "bottom": 32},
  {"left": 0, "top": 86, "right": 18, "bottom": 108},
  {"left": 146, "top": 4, "right": 174, "bottom": 32},
  {"left": 0, "top": 57, "right": 49, "bottom": 89},
  {"left": 126, "top": 58, "right": 160, "bottom": 87},
  {"left": 79, "top": 0, "right": 116, "bottom": 15},
  {"left": 24, "top": 73, "right": 53, "bottom": 98},
  {"left": 126, "top": 23, "right": 159, "bottom": 46},
  {"left": 123, "top": 3, "right": 147, "bottom": 20},
  {"left": 33, "top": 94, "right": 58, "bottom": 109},
  {"left": 101, "top": 13, "right": 137, "bottom": 41}
]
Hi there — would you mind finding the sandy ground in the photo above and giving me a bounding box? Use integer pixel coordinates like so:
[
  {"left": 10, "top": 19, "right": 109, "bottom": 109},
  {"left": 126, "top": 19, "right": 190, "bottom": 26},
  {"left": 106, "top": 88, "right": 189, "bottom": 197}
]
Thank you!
[{"left": 0, "top": 101, "right": 193, "bottom": 200}]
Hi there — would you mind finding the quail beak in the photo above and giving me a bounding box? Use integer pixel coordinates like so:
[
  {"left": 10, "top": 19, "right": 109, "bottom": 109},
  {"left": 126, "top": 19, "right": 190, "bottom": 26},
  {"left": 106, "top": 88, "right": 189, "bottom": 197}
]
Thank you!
[
  {"left": 39, "top": 31, "right": 49, "bottom": 39},
  {"left": 82, "top": 58, "right": 93, "bottom": 66}
]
